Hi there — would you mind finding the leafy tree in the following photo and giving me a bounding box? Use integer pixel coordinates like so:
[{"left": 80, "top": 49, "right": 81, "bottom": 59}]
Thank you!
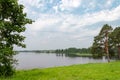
[
  {"left": 91, "top": 24, "right": 113, "bottom": 62},
  {"left": 110, "top": 27, "right": 120, "bottom": 59},
  {"left": 0, "top": 0, "right": 32, "bottom": 76},
  {"left": 91, "top": 36, "right": 104, "bottom": 58}
]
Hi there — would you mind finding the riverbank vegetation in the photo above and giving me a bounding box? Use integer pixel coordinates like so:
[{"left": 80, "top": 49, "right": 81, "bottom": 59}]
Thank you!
[
  {"left": 0, "top": 61, "right": 120, "bottom": 80},
  {"left": 91, "top": 24, "right": 120, "bottom": 61},
  {"left": 17, "top": 47, "right": 92, "bottom": 57},
  {"left": 54, "top": 47, "right": 91, "bottom": 57}
]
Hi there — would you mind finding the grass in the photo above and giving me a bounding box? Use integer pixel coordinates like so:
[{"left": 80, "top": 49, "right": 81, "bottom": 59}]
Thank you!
[
  {"left": 74, "top": 53, "right": 93, "bottom": 57},
  {"left": 65, "top": 53, "right": 92, "bottom": 57},
  {"left": 1, "top": 61, "right": 120, "bottom": 80}
]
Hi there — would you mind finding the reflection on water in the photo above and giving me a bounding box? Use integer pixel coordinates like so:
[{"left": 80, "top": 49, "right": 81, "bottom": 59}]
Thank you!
[{"left": 15, "top": 52, "right": 107, "bottom": 70}]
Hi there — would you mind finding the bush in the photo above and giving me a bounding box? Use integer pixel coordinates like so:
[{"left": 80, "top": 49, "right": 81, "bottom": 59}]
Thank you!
[{"left": 0, "top": 48, "right": 16, "bottom": 76}]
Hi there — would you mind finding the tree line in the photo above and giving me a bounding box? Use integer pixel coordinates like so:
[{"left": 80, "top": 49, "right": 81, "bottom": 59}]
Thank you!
[
  {"left": 55, "top": 48, "right": 90, "bottom": 53},
  {"left": 54, "top": 48, "right": 90, "bottom": 57},
  {"left": 91, "top": 24, "right": 120, "bottom": 62}
]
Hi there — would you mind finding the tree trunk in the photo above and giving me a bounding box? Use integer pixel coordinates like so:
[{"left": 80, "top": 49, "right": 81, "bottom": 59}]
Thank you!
[
  {"left": 105, "top": 31, "right": 110, "bottom": 62},
  {"left": 106, "top": 45, "right": 110, "bottom": 62}
]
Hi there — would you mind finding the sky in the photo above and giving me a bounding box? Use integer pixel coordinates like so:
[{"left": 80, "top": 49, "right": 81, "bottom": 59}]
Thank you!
[{"left": 15, "top": 0, "right": 120, "bottom": 50}]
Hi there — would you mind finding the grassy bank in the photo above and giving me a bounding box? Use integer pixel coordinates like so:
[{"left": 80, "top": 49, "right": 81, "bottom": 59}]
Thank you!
[
  {"left": 72, "top": 53, "right": 92, "bottom": 57},
  {"left": 1, "top": 61, "right": 120, "bottom": 80},
  {"left": 64, "top": 53, "right": 92, "bottom": 57}
]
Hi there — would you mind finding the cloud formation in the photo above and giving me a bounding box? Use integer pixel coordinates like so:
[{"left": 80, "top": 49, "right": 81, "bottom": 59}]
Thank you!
[
  {"left": 59, "top": 0, "right": 82, "bottom": 11},
  {"left": 30, "top": 5, "right": 120, "bottom": 32},
  {"left": 16, "top": 0, "right": 120, "bottom": 50}
]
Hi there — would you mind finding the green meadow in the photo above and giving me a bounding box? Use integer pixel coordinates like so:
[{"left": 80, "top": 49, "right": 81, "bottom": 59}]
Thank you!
[{"left": 1, "top": 61, "right": 120, "bottom": 80}]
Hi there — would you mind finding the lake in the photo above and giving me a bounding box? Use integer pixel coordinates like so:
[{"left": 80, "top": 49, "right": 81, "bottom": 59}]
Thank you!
[{"left": 15, "top": 52, "right": 107, "bottom": 69}]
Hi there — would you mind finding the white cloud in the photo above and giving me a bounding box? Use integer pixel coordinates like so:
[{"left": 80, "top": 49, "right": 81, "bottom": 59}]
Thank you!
[
  {"left": 16, "top": 0, "right": 120, "bottom": 50},
  {"left": 30, "top": 14, "right": 62, "bottom": 32},
  {"left": 97, "top": 0, "right": 114, "bottom": 9},
  {"left": 75, "top": 5, "right": 120, "bottom": 28},
  {"left": 59, "top": 0, "right": 82, "bottom": 11},
  {"left": 53, "top": 6, "right": 59, "bottom": 13},
  {"left": 19, "top": 0, "right": 44, "bottom": 8},
  {"left": 30, "top": 5, "right": 120, "bottom": 33},
  {"left": 105, "top": 0, "right": 114, "bottom": 8}
]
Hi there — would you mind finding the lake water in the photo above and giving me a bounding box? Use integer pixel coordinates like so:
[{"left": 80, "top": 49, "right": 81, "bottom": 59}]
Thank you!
[{"left": 15, "top": 52, "right": 107, "bottom": 70}]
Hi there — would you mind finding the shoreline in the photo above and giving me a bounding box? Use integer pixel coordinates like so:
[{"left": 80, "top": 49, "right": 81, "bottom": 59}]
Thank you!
[{"left": 1, "top": 61, "right": 120, "bottom": 80}]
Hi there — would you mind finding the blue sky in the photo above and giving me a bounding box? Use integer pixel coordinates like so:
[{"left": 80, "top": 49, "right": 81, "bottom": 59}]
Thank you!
[{"left": 16, "top": 0, "right": 120, "bottom": 50}]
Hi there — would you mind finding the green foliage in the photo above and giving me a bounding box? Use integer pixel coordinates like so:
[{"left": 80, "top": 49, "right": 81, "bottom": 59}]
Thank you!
[
  {"left": 0, "top": 0, "right": 32, "bottom": 76},
  {"left": 110, "top": 27, "right": 120, "bottom": 59},
  {"left": 91, "top": 45, "right": 103, "bottom": 58},
  {"left": 91, "top": 24, "right": 114, "bottom": 58},
  {"left": 0, "top": 48, "right": 16, "bottom": 76},
  {"left": 55, "top": 47, "right": 91, "bottom": 57},
  {"left": 0, "top": 61, "right": 120, "bottom": 80},
  {"left": 110, "top": 27, "right": 120, "bottom": 47},
  {"left": 91, "top": 24, "right": 120, "bottom": 59},
  {"left": 55, "top": 48, "right": 90, "bottom": 53}
]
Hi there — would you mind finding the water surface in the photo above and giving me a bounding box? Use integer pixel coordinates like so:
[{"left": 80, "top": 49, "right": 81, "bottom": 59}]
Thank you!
[{"left": 15, "top": 52, "right": 107, "bottom": 69}]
